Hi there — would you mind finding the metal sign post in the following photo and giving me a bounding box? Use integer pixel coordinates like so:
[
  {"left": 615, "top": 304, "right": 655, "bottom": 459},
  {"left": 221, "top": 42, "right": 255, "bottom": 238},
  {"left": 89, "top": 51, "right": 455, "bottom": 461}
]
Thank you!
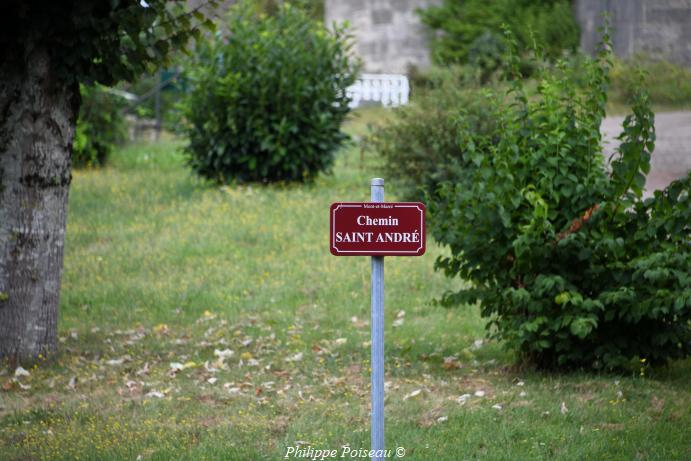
[
  {"left": 329, "top": 178, "right": 425, "bottom": 461},
  {"left": 370, "top": 178, "right": 385, "bottom": 461}
]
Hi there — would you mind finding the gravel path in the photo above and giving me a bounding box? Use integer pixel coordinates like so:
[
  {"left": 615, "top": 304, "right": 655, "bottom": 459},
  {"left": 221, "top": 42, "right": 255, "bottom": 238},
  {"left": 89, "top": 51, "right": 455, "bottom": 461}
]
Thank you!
[{"left": 601, "top": 111, "right": 691, "bottom": 194}]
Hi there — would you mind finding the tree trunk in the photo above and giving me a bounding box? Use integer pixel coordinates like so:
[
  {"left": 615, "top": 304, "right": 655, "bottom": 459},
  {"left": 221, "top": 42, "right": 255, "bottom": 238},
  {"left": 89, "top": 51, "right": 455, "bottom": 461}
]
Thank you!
[{"left": 0, "top": 44, "right": 78, "bottom": 363}]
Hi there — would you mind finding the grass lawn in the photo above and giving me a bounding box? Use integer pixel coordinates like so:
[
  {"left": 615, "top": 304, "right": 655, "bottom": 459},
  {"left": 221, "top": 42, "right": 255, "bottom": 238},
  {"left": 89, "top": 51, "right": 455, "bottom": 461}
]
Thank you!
[{"left": 1, "top": 115, "right": 690, "bottom": 460}]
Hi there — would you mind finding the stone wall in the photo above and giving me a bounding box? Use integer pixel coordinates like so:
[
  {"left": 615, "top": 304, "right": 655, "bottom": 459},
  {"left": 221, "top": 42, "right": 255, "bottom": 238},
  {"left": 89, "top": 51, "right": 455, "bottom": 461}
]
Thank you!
[
  {"left": 327, "top": 0, "right": 691, "bottom": 73},
  {"left": 324, "top": 0, "right": 440, "bottom": 74},
  {"left": 576, "top": 0, "right": 691, "bottom": 67}
]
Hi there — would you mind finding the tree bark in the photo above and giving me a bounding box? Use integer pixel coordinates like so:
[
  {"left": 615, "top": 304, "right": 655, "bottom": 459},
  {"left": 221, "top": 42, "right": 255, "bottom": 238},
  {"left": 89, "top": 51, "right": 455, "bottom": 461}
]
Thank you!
[{"left": 0, "top": 44, "right": 78, "bottom": 363}]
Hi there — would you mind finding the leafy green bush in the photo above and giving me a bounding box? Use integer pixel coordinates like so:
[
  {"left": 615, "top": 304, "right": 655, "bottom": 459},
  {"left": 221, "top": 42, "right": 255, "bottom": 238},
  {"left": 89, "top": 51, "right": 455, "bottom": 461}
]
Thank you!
[
  {"left": 430, "top": 30, "right": 690, "bottom": 370},
  {"left": 419, "top": 0, "right": 579, "bottom": 70},
  {"left": 73, "top": 84, "right": 127, "bottom": 167},
  {"left": 370, "top": 66, "right": 497, "bottom": 201},
  {"left": 467, "top": 31, "right": 507, "bottom": 83},
  {"left": 181, "top": 2, "right": 358, "bottom": 183}
]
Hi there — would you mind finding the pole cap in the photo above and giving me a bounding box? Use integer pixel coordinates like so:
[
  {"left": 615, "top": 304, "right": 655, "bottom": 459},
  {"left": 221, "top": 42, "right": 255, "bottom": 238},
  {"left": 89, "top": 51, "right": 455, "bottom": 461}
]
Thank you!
[{"left": 371, "top": 178, "right": 384, "bottom": 186}]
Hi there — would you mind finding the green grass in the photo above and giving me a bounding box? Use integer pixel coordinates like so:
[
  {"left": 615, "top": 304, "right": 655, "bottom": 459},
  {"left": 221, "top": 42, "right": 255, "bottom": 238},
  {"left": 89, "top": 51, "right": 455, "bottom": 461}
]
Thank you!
[{"left": 1, "top": 118, "right": 690, "bottom": 460}]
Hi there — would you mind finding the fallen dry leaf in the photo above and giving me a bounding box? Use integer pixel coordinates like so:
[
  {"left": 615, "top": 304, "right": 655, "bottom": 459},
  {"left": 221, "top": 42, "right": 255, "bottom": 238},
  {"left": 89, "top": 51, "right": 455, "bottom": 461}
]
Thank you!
[
  {"left": 145, "top": 390, "right": 165, "bottom": 399},
  {"left": 106, "top": 357, "right": 128, "bottom": 366},
  {"left": 403, "top": 389, "right": 422, "bottom": 400},
  {"left": 153, "top": 324, "right": 169, "bottom": 335},
  {"left": 136, "top": 362, "right": 150, "bottom": 376},
  {"left": 560, "top": 401, "right": 569, "bottom": 415},
  {"left": 456, "top": 394, "right": 471, "bottom": 405},
  {"left": 350, "top": 316, "right": 368, "bottom": 329},
  {"left": 286, "top": 352, "right": 303, "bottom": 362},
  {"left": 14, "top": 366, "right": 30, "bottom": 378},
  {"left": 442, "top": 356, "right": 461, "bottom": 370},
  {"left": 650, "top": 395, "right": 665, "bottom": 413}
]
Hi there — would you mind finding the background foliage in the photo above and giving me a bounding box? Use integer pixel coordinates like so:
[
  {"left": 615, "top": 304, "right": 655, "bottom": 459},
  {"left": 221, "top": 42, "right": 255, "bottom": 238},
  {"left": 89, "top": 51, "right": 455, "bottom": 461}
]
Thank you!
[
  {"left": 370, "top": 66, "right": 497, "bottom": 202},
  {"left": 385, "top": 29, "right": 690, "bottom": 370},
  {"left": 249, "top": 0, "right": 324, "bottom": 20},
  {"left": 0, "top": 1, "right": 215, "bottom": 87},
  {"left": 73, "top": 85, "right": 128, "bottom": 167},
  {"left": 610, "top": 55, "right": 691, "bottom": 109},
  {"left": 419, "top": 0, "right": 579, "bottom": 75},
  {"left": 116, "top": 70, "right": 187, "bottom": 133},
  {"left": 181, "top": 1, "right": 358, "bottom": 183}
]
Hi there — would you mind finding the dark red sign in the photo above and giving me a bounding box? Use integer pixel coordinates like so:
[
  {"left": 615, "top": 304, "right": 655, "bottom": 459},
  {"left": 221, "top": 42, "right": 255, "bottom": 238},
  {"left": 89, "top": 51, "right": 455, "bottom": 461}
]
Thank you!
[{"left": 330, "top": 202, "right": 426, "bottom": 256}]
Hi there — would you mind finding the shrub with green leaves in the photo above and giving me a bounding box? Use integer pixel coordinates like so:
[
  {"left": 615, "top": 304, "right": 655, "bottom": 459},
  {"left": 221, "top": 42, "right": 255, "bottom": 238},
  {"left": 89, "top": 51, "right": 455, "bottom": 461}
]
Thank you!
[
  {"left": 73, "top": 84, "right": 127, "bottom": 167},
  {"left": 430, "top": 29, "right": 690, "bottom": 370},
  {"left": 181, "top": 2, "right": 358, "bottom": 183},
  {"left": 370, "top": 66, "right": 498, "bottom": 202}
]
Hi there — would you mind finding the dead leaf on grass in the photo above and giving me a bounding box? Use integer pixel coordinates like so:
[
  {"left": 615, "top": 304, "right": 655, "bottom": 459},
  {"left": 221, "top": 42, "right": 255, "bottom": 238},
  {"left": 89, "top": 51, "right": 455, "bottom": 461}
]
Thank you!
[
  {"left": 153, "top": 324, "right": 169, "bottom": 335},
  {"left": 106, "top": 355, "right": 131, "bottom": 366},
  {"left": 145, "top": 390, "right": 165, "bottom": 399},
  {"left": 286, "top": 352, "right": 303, "bottom": 362},
  {"left": 650, "top": 395, "right": 665, "bottom": 414},
  {"left": 136, "top": 362, "right": 150, "bottom": 376},
  {"left": 214, "top": 349, "right": 237, "bottom": 360},
  {"left": 442, "top": 356, "right": 461, "bottom": 370},
  {"left": 403, "top": 389, "right": 423, "bottom": 400},
  {"left": 418, "top": 407, "right": 445, "bottom": 427},
  {"left": 14, "top": 366, "right": 30, "bottom": 378},
  {"left": 350, "top": 316, "right": 368, "bottom": 329},
  {"left": 560, "top": 401, "right": 569, "bottom": 415},
  {"left": 456, "top": 393, "right": 471, "bottom": 405}
]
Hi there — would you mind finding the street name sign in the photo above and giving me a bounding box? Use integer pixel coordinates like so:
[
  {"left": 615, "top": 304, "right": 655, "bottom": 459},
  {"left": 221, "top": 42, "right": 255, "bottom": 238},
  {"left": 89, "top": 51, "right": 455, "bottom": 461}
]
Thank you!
[
  {"left": 329, "top": 202, "right": 426, "bottom": 256},
  {"left": 330, "top": 179, "right": 425, "bottom": 461}
]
